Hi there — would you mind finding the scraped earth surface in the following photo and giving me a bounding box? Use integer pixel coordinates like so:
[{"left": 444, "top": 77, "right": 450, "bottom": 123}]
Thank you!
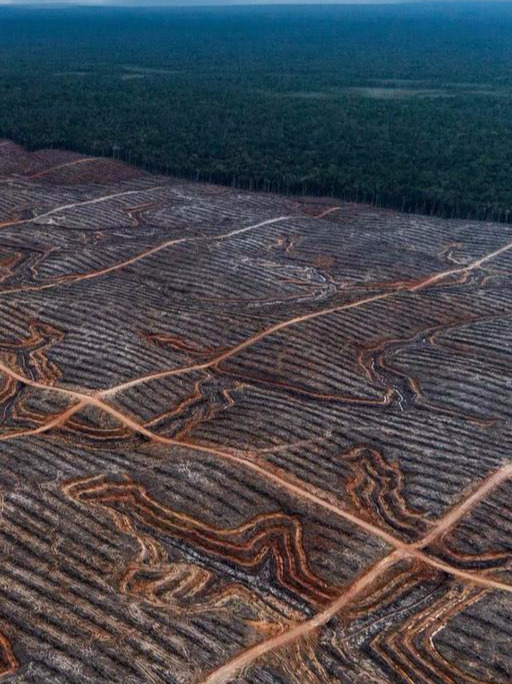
[{"left": 0, "top": 138, "right": 511, "bottom": 683}]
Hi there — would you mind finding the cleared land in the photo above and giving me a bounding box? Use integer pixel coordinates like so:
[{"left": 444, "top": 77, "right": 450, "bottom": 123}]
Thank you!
[{"left": 0, "top": 140, "right": 511, "bottom": 683}]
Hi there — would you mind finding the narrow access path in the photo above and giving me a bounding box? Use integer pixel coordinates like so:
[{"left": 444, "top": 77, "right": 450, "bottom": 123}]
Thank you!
[
  {"left": 411, "top": 237, "right": 512, "bottom": 291},
  {"left": 199, "top": 551, "right": 403, "bottom": 684},
  {"left": 99, "top": 232, "right": 512, "bottom": 397},
  {"left": 0, "top": 184, "right": 170, "bottom": 230},
  {"left": 197, "top": 458, "right": 512, "bottom": 683},
  {"left": 314, "top": 206, "right": 342, "bottom": 219},
  {"left": 0, "top": 216, "right": 292, "bottom": 297},
  {"left": 27, "top": 157, "right": 98, "bottom": 180},
  {"left": 2, "top": 347, "right": 510, "bottom": 593},
  {"left": 0, "top": 401, "right": 86, "bottom": 443},
  {"left": 414, "top": 462, "right": 512, "bottom": 548}
]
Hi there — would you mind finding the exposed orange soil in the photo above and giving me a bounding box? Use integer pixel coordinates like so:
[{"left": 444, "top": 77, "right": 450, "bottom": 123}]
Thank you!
[{"left": 1, "top": 142, "right": 511, "bottom": 684}]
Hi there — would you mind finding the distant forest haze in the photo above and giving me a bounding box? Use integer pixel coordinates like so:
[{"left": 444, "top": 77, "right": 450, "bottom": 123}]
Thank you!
[{"left": 2, "top": 3, "right": 512, "bottom": 220}]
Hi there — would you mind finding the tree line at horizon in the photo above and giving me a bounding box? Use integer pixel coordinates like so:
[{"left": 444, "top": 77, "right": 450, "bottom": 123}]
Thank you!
[{"left": 2, "top": 4, "right": 512, "bottom": 221}]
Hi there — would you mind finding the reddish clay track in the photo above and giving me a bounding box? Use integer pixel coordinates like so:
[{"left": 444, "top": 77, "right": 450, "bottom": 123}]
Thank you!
[{"left": 0, "top": 141, "right": 511, "bottom": 684}]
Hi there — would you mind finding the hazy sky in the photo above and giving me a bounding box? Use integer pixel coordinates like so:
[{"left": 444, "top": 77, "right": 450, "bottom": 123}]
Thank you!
[
  {"left": 1, "top": 0, "right": 509, "bottom": 4},
  {"left": 1, "top": 0, "right": 398, "bottom": 5},
  {"left": 1, "top": 0, "right": 509, "bottom": 5},
  {"left": 0, "top": 0, "right": 400, "bottom": 4}
]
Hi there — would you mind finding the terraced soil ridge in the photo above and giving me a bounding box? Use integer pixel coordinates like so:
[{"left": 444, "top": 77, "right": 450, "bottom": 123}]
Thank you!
[{"left": 0, "top": 139, "right": 511, "bottom": 684}]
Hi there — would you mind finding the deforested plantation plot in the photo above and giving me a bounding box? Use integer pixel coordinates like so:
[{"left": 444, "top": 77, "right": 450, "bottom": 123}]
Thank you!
[
  {"left": 2, "top": 2, "right": 512, "bottom": 220},
  {"left": 0, "top": 138, "right": 511, "bottom": 683},
  {"left": 1, "top": 2, "right": 512, "bottom": 684}
]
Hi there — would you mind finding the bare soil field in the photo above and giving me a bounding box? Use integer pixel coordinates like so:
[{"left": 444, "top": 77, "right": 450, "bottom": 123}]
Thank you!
[{"left": 0, "top": 139, "right": 511, "bottom": 684}]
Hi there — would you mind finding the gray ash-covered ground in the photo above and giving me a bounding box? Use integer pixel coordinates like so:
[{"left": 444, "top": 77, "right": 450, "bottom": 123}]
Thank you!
[{"left": 0, "top": 139, "right": 511, "bottom": 684}]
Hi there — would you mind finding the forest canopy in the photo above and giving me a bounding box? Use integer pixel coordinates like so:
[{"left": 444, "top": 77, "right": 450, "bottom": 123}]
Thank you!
[{"left": 2, "top": 2, "right": 512, "bottom": 220}]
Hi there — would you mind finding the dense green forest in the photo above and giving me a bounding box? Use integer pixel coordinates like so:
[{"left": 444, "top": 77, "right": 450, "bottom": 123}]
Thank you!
[{"left": 2, "top": 3, "right": 512, "bottom": 220}]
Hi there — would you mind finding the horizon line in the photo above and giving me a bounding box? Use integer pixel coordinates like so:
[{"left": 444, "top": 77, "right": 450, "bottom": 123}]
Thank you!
[{"left": 1, "top": 0, "right": 510, "bottom": 7}]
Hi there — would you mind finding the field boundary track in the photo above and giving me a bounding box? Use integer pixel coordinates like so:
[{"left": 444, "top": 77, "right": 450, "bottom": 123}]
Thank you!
[{"left": 1, "top": 143, "right": 512, "bottom": 684}]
